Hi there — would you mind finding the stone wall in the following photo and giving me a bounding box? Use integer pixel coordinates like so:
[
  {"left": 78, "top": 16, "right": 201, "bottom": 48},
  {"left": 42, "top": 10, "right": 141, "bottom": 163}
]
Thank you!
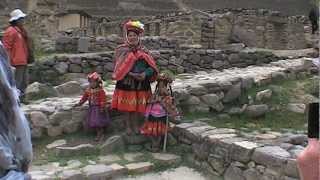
[
  {"left": 172, "top": 58, "right": 310, "bottom": 115},
  {"left": 234, "top": 10, "right": 307, "bottom": 50},
  {"left": 55, "top": 36, "right": 179, "bottom": 53},
  {"left": 76, "top": 9, "right": 310, "bottom": 50},
  {"left": 64, "top": 0, "right": 313, "bottom": 16},
  {"left": 29, "top": 48, "right": 284, "bottom": 85},
  {"left": 24, "top": 0, "right": 59, "bottom": 38},
  {"left": 143, "top": 9, "right": 309, "bottom": 50},
  {"left": 157, "top": 13, "right": 202, "bottom": 45},
  {"left": 1, "top": 7, "right": 310, "bottom": 51},
  {"left": 172, "top": 121, "right": 303, "bottom": 180}
]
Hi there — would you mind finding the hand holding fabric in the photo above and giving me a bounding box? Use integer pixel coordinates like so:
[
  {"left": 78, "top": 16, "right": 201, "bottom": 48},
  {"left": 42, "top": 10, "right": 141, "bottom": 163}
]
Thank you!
[{"left": 136, "top": 72, "right": 146, "bottom": 81}]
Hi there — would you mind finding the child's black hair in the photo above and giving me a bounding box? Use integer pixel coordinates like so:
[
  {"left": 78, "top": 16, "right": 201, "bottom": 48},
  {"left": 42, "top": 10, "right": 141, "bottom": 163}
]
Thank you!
[
  {"left": 154, "top": 80, "right": 173, "bottom": 98},
  {"left": 89, "top": 79, "right": 103, "bottom": 89}
]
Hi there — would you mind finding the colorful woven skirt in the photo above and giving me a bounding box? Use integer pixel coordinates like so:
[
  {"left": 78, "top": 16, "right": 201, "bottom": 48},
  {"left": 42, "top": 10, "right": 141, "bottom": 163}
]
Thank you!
[
  {"left": 140, "top": 116, "right": 170, "bottom": 137},
  {"left": 86, "top": 105, "right": 110, "bottom": 128},
  {"left": 111, "top": 76, "right": 152, "bottom": 113}
]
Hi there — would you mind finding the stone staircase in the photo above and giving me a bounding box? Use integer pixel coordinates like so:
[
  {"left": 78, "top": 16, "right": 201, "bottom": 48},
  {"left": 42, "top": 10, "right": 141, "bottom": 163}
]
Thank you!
[{"left": 30, "top": 149, "right": 181, "bottom": 180}]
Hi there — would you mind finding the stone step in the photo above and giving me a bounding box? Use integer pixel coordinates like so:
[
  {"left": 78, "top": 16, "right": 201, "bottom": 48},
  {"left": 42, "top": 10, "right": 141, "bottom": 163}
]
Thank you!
[
  {"left": 151, "top": 153, "right": 182, "bottom": 164},
  {"left": 30, "top": 162, "right": 154, "bottom": 179},
  {"left": 55, "top": 144, "right": 95, "bottom": 157},
  {"left": 125, "top": 162, "right": 154, "bottom": 174}
]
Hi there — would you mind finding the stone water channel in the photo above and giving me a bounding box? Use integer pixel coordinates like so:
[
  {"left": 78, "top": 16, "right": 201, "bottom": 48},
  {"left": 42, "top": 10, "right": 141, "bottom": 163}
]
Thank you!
[{"left": 24, "top": 55, "right": 317, "bottom": 179}]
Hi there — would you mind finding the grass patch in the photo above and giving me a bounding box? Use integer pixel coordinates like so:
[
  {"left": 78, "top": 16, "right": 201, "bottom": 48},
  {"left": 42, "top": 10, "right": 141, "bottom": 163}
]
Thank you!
[
  {"left": 32, "top": 131, "right": 98, "bottom": 166},
  {"left": 303, "top": 76, "right": 319, "bottom": 97},
  {"left": 34, "top": 48, "right": 55, "bottom": 61}
]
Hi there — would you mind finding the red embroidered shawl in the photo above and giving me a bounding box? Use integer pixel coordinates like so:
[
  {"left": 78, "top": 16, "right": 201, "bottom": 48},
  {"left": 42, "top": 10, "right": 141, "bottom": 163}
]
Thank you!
[{"left": 112, "top": 44, "right": 158, "bottom": 81}]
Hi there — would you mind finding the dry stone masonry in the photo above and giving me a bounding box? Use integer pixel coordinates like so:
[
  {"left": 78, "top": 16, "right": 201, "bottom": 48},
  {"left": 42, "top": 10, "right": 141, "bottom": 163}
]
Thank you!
[
  {"left": 24, "top": 57, "right": 314, "bottom": 139},
  {"left": 22, "top": 50, "right": 317, "bottom": 180},
  {"left": 55, "top": 36, "right": 179, "bottom": 53},
  {"left": 91, "top": 9, "right": 310, "bottom": 50},
  {"left": 29, "top": 48, "right": 296, "bottom": 85},
  {"left": 172, "top": 121, "right": 304, "bottom": 180}
]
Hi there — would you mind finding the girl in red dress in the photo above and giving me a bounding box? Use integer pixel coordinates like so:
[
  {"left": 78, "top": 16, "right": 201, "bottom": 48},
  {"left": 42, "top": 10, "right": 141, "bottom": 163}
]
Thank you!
[
  {"left": 112, "top": 20, "right": 158, "bottom": 135},
  {"left": 75, "top": 72, "right": 110, "bottom": 141}
]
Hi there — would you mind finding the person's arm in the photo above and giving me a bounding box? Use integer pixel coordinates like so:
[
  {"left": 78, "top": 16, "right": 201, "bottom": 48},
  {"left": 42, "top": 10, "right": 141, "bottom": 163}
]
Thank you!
[
  {"left": 75, "top": 90, "right": 89, "bottom": 106},
  {"left": 144, "top": 67, "right": 154, "bottom": 77},
  {"left": 135, "top": 61, "right": 154, "bottom": 81},
  {"left": 2, "top": 29, "right": 16, "bottom": 59}
]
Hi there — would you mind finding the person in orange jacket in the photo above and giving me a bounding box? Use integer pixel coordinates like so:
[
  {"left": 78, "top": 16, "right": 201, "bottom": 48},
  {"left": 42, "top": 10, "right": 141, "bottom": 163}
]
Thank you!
[{"left": 2, "top": 9, "right": 34, "bottom": 96}]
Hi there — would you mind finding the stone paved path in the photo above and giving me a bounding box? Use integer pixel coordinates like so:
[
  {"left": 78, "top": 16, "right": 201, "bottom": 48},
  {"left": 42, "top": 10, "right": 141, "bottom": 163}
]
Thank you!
[{"left": 30, "top": 151, "right": 182, "bottom": 180}]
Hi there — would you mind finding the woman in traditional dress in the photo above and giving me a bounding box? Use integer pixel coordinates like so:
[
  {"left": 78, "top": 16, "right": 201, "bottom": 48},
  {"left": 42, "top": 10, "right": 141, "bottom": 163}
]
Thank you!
[{"left": 112, "top": 20, "right": 158, "bottom": 135}]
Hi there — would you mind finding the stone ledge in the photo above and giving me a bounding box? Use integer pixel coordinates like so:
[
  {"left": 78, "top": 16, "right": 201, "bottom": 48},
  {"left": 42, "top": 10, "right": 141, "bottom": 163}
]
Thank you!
[{"left": 172, "top": 121, "right": 302, "bottom": 179}]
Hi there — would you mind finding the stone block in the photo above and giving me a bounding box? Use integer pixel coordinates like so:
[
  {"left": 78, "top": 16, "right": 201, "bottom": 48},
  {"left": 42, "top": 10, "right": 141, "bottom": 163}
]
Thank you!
[
  {"left": 47, "top": 126, "right": 63, "bottom": 137},
  {"left": 82, "top": 164, "right": 113, "bottom": 180},
  {"left": 256, "top": 89, "right": 273, "bottom": 101},
  {"left": 252, "top": 146, "right": 290, "bottom": 169},
  {"left": 55, "top": 144, "right": 95, "bottom": 157},
  {"left": 59, "top": 170, "right": 84, "bottom": 180},
  {"left": 54, "top": 81, "right": 82, "bottom": 96},
  {"left": 224, "top": 163, "right": 245, "bottom": 180},
  {"left": 98, "top": 155, "right": 122, "bottom": 164},
  {"left": 46, "top": 139, "right": 67, "bottom": 149},
  {"left": 284, "top": 159, "right": 299, "bottom": 178},
  {"left": 25, "top": 82, "right": 58, "bottom": 101},
  {"left": 100, "top": 135, "right": 125, "bottom": 155},
  {"left": 123, "top": 153, "right": 144, "bottom": 162},
  {"left": 184, "top": 126, "right": 215, "bottom": 142},
  {"left": 231, "top": 141, "right": 260, "bottom": 163},
  {"left": 223, "top": 83, "right": 242, "bottom": 103},
  {"left": 243, "top": 168, "right": 260, "bottom": 180},
  {"left": 151, "top": 153, "right": 182, "bottom": 164},
  {"left": 30, "top": 111, "right": 50, "bottom": 128},
  {"left": 125, "top": 162, "right": 154, "bottom": 174},
  {"left": 109, "top": 163, "right": 127, "bottom": 176},
  {"left": 49, "top": 110, "right": 72, "bottom": 126},
  {"left": 245, "top": 105, "right": 269, "bottom": 118}
]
